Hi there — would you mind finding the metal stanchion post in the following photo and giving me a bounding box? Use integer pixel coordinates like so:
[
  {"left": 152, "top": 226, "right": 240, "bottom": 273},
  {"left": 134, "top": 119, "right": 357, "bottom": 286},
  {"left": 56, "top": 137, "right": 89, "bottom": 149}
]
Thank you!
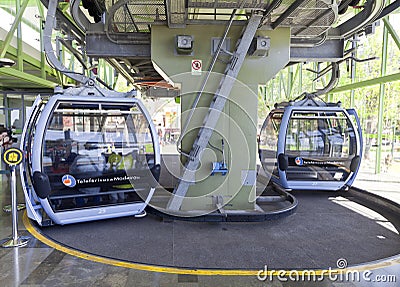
[{"left": 1, "top": 148, "right": 30, "bottom": 248}]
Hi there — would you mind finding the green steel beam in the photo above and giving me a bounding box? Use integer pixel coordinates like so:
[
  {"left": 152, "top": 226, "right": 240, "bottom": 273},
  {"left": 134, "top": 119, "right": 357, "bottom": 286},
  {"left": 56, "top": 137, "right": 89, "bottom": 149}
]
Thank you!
[
  {"left": 0, "top": 0, "right": 29, "bottom": 58},
  {"left": 0, "top": 67, "right": 57, "bottom": 88},
  {"left": 330, "top": 72, "right": 400, "bottom": 93},
  {"left": 0, "top": 41, "right": 55, "bottom": 76},
  {"left": 16, "top": 0, "right": 24, "bottom": 71},
  {"left": 1, "top": 7, "right": 41, "bottom": 33},
  {"left": 270, "top": 80, "right": 274, "bottom": 102},
  {"left": 383, "top": 17, "right": 400, "bottom": 50},
  {"left": 298, "top": 63, "right": 302, "bottom": 96},
  {"left": 312, "top": 62, "right": 317, "bottom": 91},
  {"left": 59, "top": 2, "right": 69, "bottom": 13},
  {"left": 376, "top": 16, "right": 389, "bottom": 174}
]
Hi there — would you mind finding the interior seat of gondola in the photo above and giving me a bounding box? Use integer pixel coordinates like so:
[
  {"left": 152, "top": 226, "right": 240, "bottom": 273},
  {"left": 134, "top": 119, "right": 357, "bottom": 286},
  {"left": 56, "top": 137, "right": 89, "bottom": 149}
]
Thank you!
[{"left": 281, "top": 111, "right": 353, "bottom": 182}]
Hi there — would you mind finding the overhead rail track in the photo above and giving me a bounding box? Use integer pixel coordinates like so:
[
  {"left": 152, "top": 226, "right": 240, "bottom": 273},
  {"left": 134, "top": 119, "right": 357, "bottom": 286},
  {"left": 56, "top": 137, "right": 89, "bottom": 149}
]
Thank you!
[{"left": 51, "top": 0, "right": 385, "bottom": 88}]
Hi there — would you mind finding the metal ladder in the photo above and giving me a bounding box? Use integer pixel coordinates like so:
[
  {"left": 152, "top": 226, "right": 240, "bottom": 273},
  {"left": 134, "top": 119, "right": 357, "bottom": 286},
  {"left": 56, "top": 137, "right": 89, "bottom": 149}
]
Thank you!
[{"left": 167, "top": 14, "right": 263, "bottom": 211}]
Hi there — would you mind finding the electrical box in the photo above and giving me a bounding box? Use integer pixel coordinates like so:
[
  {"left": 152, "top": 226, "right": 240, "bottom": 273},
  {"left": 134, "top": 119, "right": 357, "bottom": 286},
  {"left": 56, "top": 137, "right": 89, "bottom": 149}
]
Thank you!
[{"left": 248, "top": 36, "right": 270, "bottom": 57}]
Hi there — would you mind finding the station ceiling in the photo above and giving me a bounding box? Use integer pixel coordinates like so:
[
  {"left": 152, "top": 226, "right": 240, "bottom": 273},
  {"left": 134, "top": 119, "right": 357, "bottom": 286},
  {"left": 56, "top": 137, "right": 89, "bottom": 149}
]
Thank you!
[
  {"left": 77, "top": 0, "right": 386, "bottom": 88},
  {"left": 0, "top": 0, "right": 396, "bottom": 91}
]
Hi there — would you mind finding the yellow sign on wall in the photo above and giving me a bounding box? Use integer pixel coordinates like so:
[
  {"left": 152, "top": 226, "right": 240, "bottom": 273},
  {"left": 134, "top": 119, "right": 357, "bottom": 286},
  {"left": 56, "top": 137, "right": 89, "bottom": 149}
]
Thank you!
[{"left": 3, "top": 148, "right": 23, "bottom": 166}]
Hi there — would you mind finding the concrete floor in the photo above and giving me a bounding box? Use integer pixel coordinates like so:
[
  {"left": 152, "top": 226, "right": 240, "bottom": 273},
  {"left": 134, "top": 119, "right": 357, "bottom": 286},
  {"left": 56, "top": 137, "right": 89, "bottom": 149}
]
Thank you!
[{"left": 1, "top": 172, "right": 399, "bottom": 287}]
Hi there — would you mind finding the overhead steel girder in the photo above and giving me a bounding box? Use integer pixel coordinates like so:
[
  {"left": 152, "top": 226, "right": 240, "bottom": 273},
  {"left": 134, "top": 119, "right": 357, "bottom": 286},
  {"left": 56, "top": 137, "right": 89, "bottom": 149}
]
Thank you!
[
  {"left": 271, "top": 0, "right": 308, "bottom": 30},
  {"left": 166, "top": 0, "right": 186, "bottom": 28},
  {"left": 87, "top": 32, "right": 345, "bottom": 63},
  {"left": 86, "top": 31, "right": 151, "bottom": 58},
  {"left": 0, "top": 67, "right": 57, "bottom": 88},
  {"left": 290, "top": 39, "right": 344, "bottom": 62},
  {"left": 327, "top": 0, "right": 385, "bottom": 39}
]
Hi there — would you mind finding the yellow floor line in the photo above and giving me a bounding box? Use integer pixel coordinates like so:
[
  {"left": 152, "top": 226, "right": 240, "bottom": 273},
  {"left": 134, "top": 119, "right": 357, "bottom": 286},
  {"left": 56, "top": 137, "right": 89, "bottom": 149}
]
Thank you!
[{"left": 23, "top": 211, "right": 400, "bottom": 276}]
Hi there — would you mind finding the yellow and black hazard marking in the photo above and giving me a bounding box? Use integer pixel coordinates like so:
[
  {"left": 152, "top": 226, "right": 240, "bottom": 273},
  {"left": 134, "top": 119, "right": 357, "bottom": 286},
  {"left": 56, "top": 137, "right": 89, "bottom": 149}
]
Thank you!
[{"left": 22, "top": 212, "right": 400, "bottom": 276}]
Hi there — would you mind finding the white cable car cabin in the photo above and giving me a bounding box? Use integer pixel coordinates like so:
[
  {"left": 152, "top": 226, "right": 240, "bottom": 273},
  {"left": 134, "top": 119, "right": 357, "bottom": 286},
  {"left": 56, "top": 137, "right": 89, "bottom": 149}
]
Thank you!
[
  {"left": 258, "top": 95, "right": 362, "bottom": 191},
  {"left": 20, "top": 88, "right": 161, "bottom": 225}
]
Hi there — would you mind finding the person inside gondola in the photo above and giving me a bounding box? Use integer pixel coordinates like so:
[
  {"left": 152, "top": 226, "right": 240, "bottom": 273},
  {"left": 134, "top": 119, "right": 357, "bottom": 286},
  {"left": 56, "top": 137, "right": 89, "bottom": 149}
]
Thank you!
[
  {"left": 107, "top": 150, "right": 139, "bottom": 203},
  {"left": 69, "top": 137, "right": 106, "bottom": 206},
  {"left": 0, "top": 126, "right": 13, "bottom": 148},
  {"left": 52, "top": 139, "right": 77, "bottom": 173},
  {"left": 64, "top": 140, "right": 78, "bottom": 164}
]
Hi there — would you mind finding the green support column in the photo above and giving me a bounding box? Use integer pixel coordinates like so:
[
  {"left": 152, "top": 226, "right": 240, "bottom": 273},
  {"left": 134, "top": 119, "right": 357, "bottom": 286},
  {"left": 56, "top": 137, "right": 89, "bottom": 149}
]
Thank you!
[
  {"left": 383, "top": 18, "right": 400, "bottom": 50},
  {"left": 376, "top": 16, "right": 389, "bottom": 174},
  {"left": 279, "top": 71, "right": 283, "bottom": 99},
  {"left": 270, "top": 78, "right": 274, "bottom": 103},
  {"left": 151, "top": 25, "right": 290, "bottom": 211},
  {"left": 109, "top": 65, "right": 114, "bottom": 87},
  {"left": 298, "top": 63, "right": 303, "bottom": 96},
  {"left": 320, "top": 63, "right": 326, "bottom": 88},
  {"left": 287, "top": 65, "right": 293, "bottom": 99},
  {"left": 350, "top": 35, "right": 358, "bottom": 107},
  {"left": 312, "top": 62, "right": 317, "bottom": 91},
  {"left": 102, "top": 59, "right": 107, "bottom": 84},
  {"left": 36, "top": 0, "right": 46, "bottom": 79}
]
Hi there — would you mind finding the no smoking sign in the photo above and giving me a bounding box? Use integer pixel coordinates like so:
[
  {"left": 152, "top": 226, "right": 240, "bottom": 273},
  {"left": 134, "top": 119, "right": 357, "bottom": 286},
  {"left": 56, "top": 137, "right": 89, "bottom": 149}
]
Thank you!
[{"left": 191, "top": 59, "right": 202, "bottom": 75}]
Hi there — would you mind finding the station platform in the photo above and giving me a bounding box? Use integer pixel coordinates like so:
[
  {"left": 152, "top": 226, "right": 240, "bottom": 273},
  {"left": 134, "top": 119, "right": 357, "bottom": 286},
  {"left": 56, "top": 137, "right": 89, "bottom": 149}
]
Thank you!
[
  {"left": 25, "top": 188, "right": 400, "bottom": 272},
  {"left": 0, "top": 172, "right": 399, "bottom": 286}
]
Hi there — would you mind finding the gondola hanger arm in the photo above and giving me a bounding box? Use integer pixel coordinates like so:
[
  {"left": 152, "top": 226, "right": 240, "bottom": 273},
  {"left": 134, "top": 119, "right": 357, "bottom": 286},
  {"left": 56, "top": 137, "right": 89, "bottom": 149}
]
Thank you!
[
  {"left": 314, "top": 62, "right": 340, "bottom": 96},
  {"left": 44, "top": 0, "right": 135, "bottom": 98},
  {"left": 44, "top": 0, "right": 89, "bottom": 85}
]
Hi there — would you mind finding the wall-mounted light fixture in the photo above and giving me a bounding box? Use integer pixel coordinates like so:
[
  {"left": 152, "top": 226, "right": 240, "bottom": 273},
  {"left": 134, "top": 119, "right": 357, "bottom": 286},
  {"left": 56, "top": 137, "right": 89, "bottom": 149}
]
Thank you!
[
  {"left": 248, "top": 36, "right": 270, "bottom": 57},
  {"left": 0, "top": 58, "right": 16, "bottom": 68},
  {"left": 176, "top": 35, "right": 193, "bottom": 55}
]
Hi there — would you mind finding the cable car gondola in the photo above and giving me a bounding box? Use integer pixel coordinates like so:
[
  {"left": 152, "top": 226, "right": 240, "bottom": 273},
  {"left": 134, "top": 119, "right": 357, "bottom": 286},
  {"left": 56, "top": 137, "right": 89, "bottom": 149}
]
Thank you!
[
  {"left": 258, "top": 94, "right": 362, "bottom": 191},
  {"left": 20, "top": 85, "right": 161, "bottom": 225}
]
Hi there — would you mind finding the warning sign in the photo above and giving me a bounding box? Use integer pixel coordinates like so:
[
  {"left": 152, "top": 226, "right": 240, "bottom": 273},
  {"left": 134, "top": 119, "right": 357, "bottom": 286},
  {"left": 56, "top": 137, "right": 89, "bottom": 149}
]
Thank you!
[{"left": 191, "top": 59, "right": 202, "bottom": 75}]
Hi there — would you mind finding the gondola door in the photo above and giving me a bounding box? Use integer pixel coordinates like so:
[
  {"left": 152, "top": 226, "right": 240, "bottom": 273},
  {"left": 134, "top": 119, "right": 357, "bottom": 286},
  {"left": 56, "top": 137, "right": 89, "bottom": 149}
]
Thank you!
[
  {"left": 20, "top": 96, "right": 47, "bottom": 225},
  {"left": 345, "top": 108, "right": 363, "bottom": 186}
]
